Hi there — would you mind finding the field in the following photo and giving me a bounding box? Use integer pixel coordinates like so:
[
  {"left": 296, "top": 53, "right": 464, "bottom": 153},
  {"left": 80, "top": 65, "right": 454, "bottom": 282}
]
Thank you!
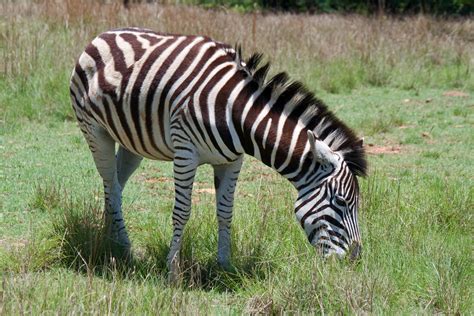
[{"left": 1, "top": 1, "right": 473, "bottom": 314}]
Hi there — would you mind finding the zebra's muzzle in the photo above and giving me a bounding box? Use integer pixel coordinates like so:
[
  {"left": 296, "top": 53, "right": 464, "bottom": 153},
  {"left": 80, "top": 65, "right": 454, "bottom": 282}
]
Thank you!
[{"left": 349, "top": 241, "right": 361, "bottom": 262}]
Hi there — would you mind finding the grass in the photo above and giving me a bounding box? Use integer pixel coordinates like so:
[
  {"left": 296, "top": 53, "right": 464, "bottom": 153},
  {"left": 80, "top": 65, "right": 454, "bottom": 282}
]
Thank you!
[
  {"left": 1, "top": 88, "right": 472, "bottom": 314},
  {"left": 1, "top": 0, "right": 473, "bottom": 314}
]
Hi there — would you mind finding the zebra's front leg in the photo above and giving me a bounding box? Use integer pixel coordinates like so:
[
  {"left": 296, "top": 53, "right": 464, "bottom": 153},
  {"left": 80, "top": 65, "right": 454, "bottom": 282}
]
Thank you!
[
  {"left": 167, "top": 152, "right": 198, "bottom": 282},
  {"left": 213, "top": 157, "right": 243, "bottom": 270}
]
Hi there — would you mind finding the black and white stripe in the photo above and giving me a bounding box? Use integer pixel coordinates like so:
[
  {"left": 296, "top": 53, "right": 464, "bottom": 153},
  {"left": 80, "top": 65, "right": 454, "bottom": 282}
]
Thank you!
[{"left": 70, "top": 28, "right": 367, "bottom": 275}]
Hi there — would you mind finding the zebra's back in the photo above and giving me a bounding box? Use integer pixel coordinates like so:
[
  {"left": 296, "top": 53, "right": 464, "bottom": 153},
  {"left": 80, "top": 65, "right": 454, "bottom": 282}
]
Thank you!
[{"left": 69, "top": 28, "right": 238, "bottom": 161}]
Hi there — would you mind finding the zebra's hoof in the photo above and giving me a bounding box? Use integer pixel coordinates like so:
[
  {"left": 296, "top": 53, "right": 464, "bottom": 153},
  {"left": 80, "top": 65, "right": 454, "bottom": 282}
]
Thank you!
[
  {"left": 167, "top": 271, "right": 177, "bottom": 285},
  {"left": 217, "top": 260, "right": 236, "bottom": 273},
  {"left": 167, "top": 257, "right": 182, "bottom": 285},
  {"left": 109, "top": 241, "right": 132, "bottom": 263},
  {"left": 167, "top": 269, "right": 183, "bottom": 286}
]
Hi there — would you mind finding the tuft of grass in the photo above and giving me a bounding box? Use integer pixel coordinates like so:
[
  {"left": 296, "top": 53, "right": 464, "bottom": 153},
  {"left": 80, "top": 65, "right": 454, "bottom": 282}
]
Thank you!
[
  {"left": 421, "top": 150, "right": 441, "bottom": 159},
  {"left": 29, "top": 183, "right": 64, "bottom": 212},
  {"left": 316, "top": 59, "right": 363, "bottom": 94},
  {"left": 26, "top": 182, "right": 131, "bottom": 274},
  {"left": 49, "top": 198, "right": 115, "bottom": 272},
  {"left": 363, "top": 113, "right": 405, "bottom": 136}
]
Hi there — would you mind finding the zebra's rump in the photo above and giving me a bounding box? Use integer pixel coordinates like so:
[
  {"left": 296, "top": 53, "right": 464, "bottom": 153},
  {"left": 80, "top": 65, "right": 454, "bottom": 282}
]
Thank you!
[{"left": 69, "top": 28, "right": 237, "bottom": 162}]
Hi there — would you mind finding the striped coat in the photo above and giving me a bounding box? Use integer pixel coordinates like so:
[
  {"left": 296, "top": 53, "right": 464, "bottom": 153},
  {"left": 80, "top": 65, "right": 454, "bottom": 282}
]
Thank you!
[{"left": 70, "top": 28, "right": 367, "bottom": 277}]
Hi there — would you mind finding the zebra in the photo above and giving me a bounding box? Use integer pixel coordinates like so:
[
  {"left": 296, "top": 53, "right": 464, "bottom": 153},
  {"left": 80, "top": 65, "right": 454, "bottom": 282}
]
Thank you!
[{"left": 69, "top": 27, "right": 367, "bottom": 277}]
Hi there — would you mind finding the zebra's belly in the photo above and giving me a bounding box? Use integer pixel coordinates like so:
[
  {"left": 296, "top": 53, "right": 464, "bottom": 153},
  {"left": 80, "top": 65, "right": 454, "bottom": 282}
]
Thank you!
[
  {"left": 196, "top": 147, "right": 242, "bottom": 165},
  {"left": 99, "top": 119, "right": 175, "bottom": 161}
]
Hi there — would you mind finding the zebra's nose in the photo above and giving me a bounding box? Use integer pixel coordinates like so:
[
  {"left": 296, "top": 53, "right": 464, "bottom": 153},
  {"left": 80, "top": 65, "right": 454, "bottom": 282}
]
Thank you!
[{"left": 349, "top": 242, "right": 361, "bottom": 261}]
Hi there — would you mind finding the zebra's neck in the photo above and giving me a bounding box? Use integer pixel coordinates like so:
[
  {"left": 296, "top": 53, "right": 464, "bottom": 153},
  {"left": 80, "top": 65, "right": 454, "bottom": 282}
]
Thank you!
[
  {"left": 230, "top": 78, "right": 314, "bottom": 185},
  {"left": 211, "top": 51, "right": 366, "bottom": 184}
]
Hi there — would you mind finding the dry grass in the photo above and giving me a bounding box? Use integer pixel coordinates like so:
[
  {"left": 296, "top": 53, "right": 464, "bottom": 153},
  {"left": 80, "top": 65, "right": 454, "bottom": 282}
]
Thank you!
[
  {"left": 1, "top": 0, "right": 473, "bottom": 86},
  {"left": 1, "top": 1, "right": 472, "bottom": 125}
]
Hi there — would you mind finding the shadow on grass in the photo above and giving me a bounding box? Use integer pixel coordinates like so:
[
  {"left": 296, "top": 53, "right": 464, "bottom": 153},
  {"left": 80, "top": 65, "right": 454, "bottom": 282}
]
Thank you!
[{"left": 49, "top": 198, "right": 273, "bottom": 292}]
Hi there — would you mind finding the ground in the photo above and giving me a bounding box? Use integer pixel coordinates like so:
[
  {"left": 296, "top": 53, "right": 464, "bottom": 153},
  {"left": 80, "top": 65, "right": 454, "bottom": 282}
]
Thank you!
[{"left": 1, "top": 87, "right": 472, "bottom": 314}]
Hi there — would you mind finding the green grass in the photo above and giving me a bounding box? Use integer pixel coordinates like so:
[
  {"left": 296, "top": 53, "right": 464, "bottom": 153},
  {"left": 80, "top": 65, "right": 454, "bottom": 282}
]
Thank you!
[{"left": 1, "top": 87, "right": 473, "bottom": 313}]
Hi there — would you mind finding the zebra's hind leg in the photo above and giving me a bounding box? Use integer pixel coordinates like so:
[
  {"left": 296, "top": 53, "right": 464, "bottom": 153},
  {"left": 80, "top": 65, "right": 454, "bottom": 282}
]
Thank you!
[
  {"left": 166, "top": 148, "right": 198, "bottom": 283},
  {"left": 116, "top": 146, "right": 143, "bottom": 190},
  {"left": 84, "top": 126, "right": 132, "bottom": 260},
  {"left": 213, "top": 157, "right": 243, "bottom": 270}
]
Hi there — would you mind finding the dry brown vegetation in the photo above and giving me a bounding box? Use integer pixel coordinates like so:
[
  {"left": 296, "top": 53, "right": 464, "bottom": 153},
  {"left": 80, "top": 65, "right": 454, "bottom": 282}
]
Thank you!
[{"left": 1, "top": 0, "right": 473, "bottom": 91}]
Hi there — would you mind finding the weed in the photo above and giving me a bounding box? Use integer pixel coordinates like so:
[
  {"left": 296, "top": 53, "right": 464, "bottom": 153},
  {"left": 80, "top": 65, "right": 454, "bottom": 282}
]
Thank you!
[
  {"left": 421, "top": 151, "right": 441, "bottom": 159},
  {"left": 50, "top": 199, "right": 112, "bottom": 271},
  {"left": 29, "top": 183, "right": 64, "bottom": 212}
]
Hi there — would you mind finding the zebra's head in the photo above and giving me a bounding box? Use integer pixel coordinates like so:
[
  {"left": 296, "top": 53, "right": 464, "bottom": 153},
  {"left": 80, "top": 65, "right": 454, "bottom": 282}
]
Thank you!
[{"left": 295, "top": 130, "right": 363, "bottom": 261}]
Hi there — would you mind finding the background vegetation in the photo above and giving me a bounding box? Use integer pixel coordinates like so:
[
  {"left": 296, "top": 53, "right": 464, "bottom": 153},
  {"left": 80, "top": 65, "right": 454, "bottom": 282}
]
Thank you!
[
  {"left": 1, "top": 0, "right": 473, "bottom": 314},
  {"left": 187, "top": 0, "right": 473, "bottom": 15}
]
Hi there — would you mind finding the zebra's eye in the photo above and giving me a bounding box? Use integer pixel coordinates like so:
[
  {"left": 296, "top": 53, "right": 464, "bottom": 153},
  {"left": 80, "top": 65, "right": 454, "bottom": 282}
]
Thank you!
[{"left": 334, "top": 195, "right": 346, "bottom": 206}]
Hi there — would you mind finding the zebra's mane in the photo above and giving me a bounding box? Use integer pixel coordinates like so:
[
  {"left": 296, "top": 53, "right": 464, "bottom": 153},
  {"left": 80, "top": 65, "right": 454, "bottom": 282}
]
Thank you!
[{"left": 230, "top": 47, "right": 367, "bottom": 177}]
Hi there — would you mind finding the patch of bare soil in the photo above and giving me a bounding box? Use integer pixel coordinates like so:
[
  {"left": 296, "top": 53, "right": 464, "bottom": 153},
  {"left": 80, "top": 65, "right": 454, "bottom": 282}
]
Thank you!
[
  {"left": 0, "top": 238, "right": 28, "bottom": 251},
  {"left": 194, "top": 188, "right": 215, "bottom": 194},
  {"left": 366, "top": 144, "right": 401, "bottom": 155},
  {"left": 143, "top": 176, "right": 172, "bottom": 184},
  {"left": 442, "top": 90, "right": 469, "bottom": 98}
]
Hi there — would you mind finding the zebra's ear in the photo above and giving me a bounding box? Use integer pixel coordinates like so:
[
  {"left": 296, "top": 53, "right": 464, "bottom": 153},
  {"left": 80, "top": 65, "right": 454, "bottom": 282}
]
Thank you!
[{"left": 307, "top": 130, "right": 340, "bottom": 168}]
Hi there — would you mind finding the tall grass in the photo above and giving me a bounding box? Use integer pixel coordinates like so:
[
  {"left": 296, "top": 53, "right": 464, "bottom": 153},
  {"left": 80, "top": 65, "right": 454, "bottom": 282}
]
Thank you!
[{"left": 1, "top": 0, "right": 473, "bottom": 126}]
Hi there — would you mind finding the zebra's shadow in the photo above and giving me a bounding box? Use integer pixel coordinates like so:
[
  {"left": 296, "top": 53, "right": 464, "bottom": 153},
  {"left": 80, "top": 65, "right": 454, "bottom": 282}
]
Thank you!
[
  {"left": 136, "top": 240, "right": 274, "bottom": 292},
  {"left": 58, "top": 229, "right": 273, "bottom": 292},
  {"left": 61, "top": 248, "right": 273, "bottom": 292},
  {"left": 53, "top": 200, "right": 274, "bottom": 292}
]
